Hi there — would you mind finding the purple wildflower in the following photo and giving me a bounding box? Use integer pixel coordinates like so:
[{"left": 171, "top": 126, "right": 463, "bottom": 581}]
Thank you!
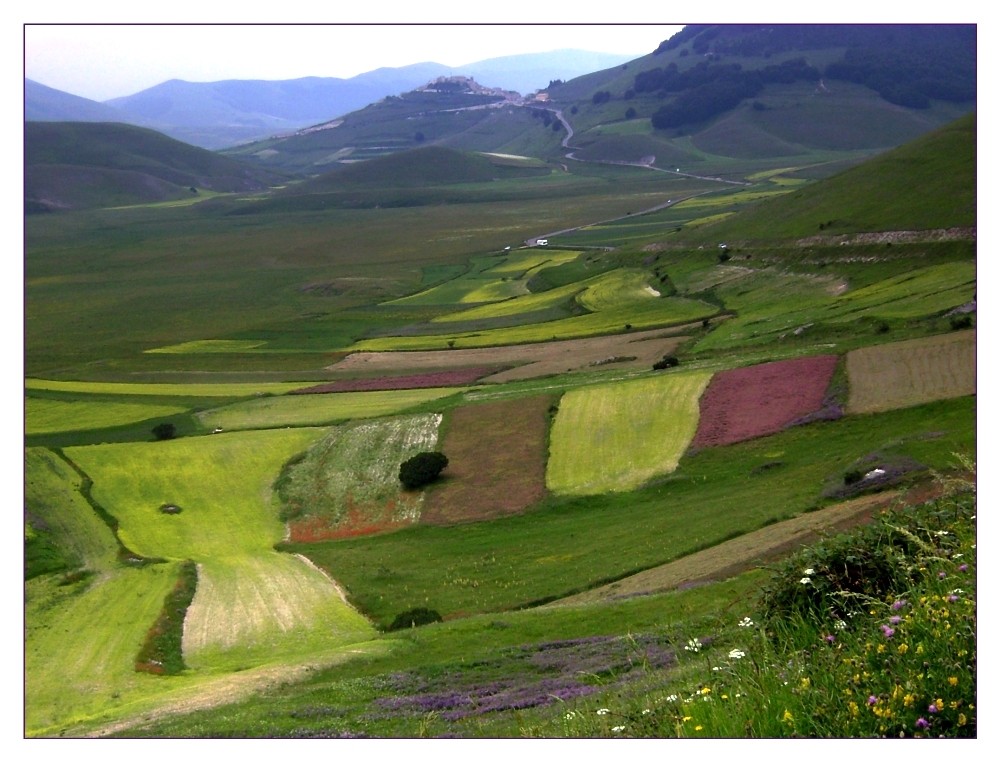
[
  {"left": 939, "top": 571, "right": 947, "bottom": 579},
  {"left": 928, "top": 704, "right": 939, "bottom": 714},
  {"left": 948, "top": 595, "right": 959, "bottom": 603},
  {"left": 916, "top": 717, "right": 930, "bottom": 730},
  {"left": 881, "top": 625, "right": 895, "bottom": 638},
  {"left": 825, "top": 635, "right": 836, "bottom": 644},
  {"left": 889, "top": 616, "right": 902, "bottom": 625},
  {"left": 958, "top": 564, "right": 968, "bottom": 572},
  {"left": 892, "top": 599, "right": 908, "bottom": 611},
  {"left": 868, "top": 695, "right": 878, "bottom": 706}
]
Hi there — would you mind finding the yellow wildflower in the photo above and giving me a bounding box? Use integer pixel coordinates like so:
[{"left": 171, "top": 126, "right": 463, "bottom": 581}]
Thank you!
[
  {"left": 959, "top": 713, "right": 968, "bottom": 726},
  {"left": 849, "top": 701, "right": 859, "bottom": 717},
  {"left": 782, "top": 709, "right": 794, "bottom": 724},
  {"left": 948, "top": 676, "right": 959, "bottom": 687},
  {"left": 800, "top": 677, "right": 811, "bottom": 690},
  {"left": 897, "top": 643, "right": 908, "bottom": 654}
]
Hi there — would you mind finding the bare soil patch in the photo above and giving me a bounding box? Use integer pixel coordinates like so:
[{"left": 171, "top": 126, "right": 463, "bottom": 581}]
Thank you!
[
  {"left": 692, "top": 355, "right": 839, "bottom": 448},
  {"left": 421, "top": 395, "right": 553, "bottom": 525},
  {"left": 325, "top": 325, "right": 697, "bottom": 384}
]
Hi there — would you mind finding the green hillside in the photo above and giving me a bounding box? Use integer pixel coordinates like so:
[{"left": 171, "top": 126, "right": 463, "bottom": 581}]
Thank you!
[
  {"left": 24, "top": 122, "right": 288, "bottom": 212},
  {"left": 679, "top": 112, "right": 976, "bottom": 241}
]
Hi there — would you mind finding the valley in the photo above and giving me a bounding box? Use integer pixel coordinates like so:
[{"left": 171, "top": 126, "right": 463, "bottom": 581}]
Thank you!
[{"left": 23, "top": 24, "right": 976, "bottom": 740}]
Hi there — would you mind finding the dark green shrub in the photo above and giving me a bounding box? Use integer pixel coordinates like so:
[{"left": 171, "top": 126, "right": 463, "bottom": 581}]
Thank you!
[
  {"left": 152, "top": 422, "right": 176, "bottom": 441},
  {"left": 387, "top": 607, "right": 443, "bottom": 631},
  {"left": 653, "top": 355, "right": 680, "bottom": 370},
  {"left": 843, "top": 469, "right": 863, "bottom": 485},
  {"left": 399, "top": 452, "right": 449, "bottom": 489},
  {"left": 950, "top": 314, "right": 973, "bottom": 330}
]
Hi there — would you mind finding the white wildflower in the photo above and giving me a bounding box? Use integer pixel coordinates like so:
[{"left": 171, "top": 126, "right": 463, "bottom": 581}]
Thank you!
[
  {"left": 803, "top": 568, "right": 815, "bottom": 575},
  {"left": 729, "top": 649, "right": 746, "bottom": 660},
  {"left": 799, "top": 577, "right": 812, "bottom": 585},
  {"left": 611, "top": 726, "right": 625, "bottom": 733},
  {"left": 665, "top": 695, "right": 678, "bottom": 703},
  {"left": 834, "top": 619, "right": 848, "bottom": 630},
  {"left": 738, "top": 616, "right": 754, "bottom": 627},
  {"left": 596, "top": 708, "right": 609, "bottom": 716},
  {"left": 684, "top": 638, "right": 702, "bottom": 652}
]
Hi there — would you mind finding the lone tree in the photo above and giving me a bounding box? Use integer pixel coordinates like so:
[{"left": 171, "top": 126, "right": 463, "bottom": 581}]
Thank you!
[{"left": 399, "top": 452, "right": 449, "bottom": 489}]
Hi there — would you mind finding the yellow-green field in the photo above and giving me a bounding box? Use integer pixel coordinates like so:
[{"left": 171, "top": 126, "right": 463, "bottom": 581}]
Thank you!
[
  {"left": 26, "top": 397, "right": 190, "bottom": 435},
  {"left": 352, "top": 296, "right": 716, "bottom": 352},
  {"left": 145, "top": 339, "right": 268, "bottom": 354},
  {"left": 546, "top": 371, "right": 713, "bottom": 495},
  {"left": 195, "top": 388, "right": 464, "bottom": 431},
  {"left": 26, "top": 378, "right": 306, "bottom": 397}
]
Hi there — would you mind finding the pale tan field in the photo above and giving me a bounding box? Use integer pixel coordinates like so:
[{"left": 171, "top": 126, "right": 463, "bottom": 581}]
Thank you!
[
  {"left": 326, "top": 324, "right": 697, "bottom": 384},
  {"left": 846, "top": 330, "right": 976, "bottom": 414}
]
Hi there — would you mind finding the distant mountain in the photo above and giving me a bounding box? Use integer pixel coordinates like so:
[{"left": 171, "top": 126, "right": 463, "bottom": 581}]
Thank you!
[
  {"left": 540, "top": 23, "right": 975, "bottom": 165},
  {"left": 449, "top": 49, "right": 637, "bottom": 94},
  {"left": 25, "top": 50, "right": 636, "bottom": 150},
  {"left": 24, "top": 79, "right": 140, "bottom": 124},
  {"left": 219, "top": 24, "right": 975, "bottom": 179},
  {"left": 24, "top": 121, "right": 288, "bottom": 212}
]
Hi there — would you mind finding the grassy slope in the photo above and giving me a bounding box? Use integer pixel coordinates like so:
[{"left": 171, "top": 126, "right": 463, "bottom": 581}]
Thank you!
[{"left": 679, "top": 113, "right": 975, "bottom": 241}]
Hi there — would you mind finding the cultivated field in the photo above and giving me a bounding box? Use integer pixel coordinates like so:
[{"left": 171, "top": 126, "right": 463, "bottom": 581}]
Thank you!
[
  {"left": 421, "top": 395, "right": 552, "bottom": 525},
  {"left": 279, "top": 413, "right": 443, "bottom": 540},
  {"left": 547, "top": 371, "right": 712, "bottom": 495},
  {"left": 25, "top": 397, "right": 190, "bottom": 435},
  {"left": 846, "top": 330, "right": 976, "bottom": 414},
  {"left": 691, "top": 355, "right": 839, "bottom": 448},
  {"left": 326, "top": 325, "right": 695, "bottom": 384},
  {"left": 195, "top": 388, "right": 462, "bottom": 431}
]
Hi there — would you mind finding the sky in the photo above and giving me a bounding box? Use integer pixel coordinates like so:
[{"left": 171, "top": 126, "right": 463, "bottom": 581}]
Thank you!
[
  {"left": 23, "top": 23, "right": 682, "bottom": 102},
  {"left": 19, "top": 1, "right": 986, "bottom": 103}
]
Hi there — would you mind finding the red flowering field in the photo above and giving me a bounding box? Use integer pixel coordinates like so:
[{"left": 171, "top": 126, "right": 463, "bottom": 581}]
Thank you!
[
  {"left": 291, "top": 366, "right": 502, "bottom": 393},
  {"left": 691, "top": 354, "right": 839, "bottom": 448},
  {"left": 288, "top": 497, "right": 420, "bottom": 542}
]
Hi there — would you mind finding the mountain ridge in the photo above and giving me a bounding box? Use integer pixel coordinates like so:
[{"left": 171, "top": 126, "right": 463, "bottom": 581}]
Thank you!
[{"left": 25, "top": 49, "right": 638, "bottom": 149}]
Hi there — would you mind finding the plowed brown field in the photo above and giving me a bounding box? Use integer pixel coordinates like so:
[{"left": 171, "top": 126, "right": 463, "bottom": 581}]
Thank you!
[
  {"left": 421, "top": 395, "right": 553, "bottom": 525},
  {"left": 692, "top": 354, "right": 839, "bottom": 448}
]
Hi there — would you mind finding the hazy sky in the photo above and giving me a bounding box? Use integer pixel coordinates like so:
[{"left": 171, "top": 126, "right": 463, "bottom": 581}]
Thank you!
[{"left": 24, "top": 23, "right": 683, "bottom": 102}]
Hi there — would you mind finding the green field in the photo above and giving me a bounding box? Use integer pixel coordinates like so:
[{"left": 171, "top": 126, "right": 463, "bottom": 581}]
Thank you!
[
  {"left": 546, "top": 371, "right": 712, "bottom": 494},
  {"left": 195, "top": 388, "right": 464, "bottom": 431},
  {"left": 26, "top": 397, "right": 190, "bottom": 435}
]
